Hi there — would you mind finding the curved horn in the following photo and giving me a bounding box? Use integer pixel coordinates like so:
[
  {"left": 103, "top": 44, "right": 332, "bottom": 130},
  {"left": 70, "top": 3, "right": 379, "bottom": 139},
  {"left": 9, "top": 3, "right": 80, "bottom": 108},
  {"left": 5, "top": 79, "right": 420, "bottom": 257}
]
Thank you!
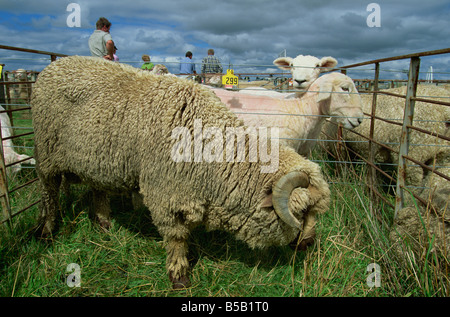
[{"left": 272, "top": 171, "right": 309, "bottom": 229}]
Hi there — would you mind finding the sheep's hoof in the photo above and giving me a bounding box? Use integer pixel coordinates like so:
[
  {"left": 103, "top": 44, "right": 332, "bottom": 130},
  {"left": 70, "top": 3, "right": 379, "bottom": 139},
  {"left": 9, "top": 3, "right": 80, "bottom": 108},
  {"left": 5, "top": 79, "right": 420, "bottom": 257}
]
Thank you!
[
  {"left": 33, "top": 221, "right": 56, "bottom": 240},
  {"left": 96, "top": 217, "right": 112, "bottom": 230},
  {"left": 169, "top": 273, "right": 191, "bottom": 289}
]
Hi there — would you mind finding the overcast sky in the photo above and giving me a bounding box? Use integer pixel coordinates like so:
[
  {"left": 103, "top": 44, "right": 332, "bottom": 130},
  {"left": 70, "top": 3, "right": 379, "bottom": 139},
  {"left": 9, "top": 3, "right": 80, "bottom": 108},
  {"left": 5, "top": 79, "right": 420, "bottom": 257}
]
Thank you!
[{"left": 1, "top": 0, "right": 449, "bottom": 80}]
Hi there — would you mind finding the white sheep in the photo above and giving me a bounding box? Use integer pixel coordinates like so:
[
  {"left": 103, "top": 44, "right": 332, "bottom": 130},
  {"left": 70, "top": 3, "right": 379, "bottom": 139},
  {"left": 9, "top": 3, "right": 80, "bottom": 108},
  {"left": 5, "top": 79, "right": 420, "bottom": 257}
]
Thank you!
[
  {"left": 230, "top": 54, "right": 338, "bottom": 98},
  {"left": 211, "top": 72, "right": 364, "bottom": 157},
  {"left": 390, "top": 202, "right": 450, "bottom": 267},
  {"left": 149, "top": 64, "right": 169, "bottom": 75},
  {"left": 0, "top": 106, "right": 35, "bottom": 173},
  {"left": 31, "top": 56, "right": 331, "bottom": 289},
  {"left": 273, "top": 54, "right": 338, "bottom": 95},
  {"left": 322, "top": 85, "right": 450, "bottom": 189},
  {"left": 390, "top": 170, "right": 450, "bottom": 267},
  {"left": 419, "top": 154, "right": 449, "bottom": 209},
  {"left": 8, "top": 69, "right": 30, "bottom": 102}
]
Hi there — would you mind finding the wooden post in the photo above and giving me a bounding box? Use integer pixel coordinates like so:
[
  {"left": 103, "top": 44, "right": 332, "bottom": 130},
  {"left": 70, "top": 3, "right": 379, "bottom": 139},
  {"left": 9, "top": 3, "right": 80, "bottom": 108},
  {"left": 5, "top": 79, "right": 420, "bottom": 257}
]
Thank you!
[{"left": 395, "top": 57, "right": 420, "bottom": 219}]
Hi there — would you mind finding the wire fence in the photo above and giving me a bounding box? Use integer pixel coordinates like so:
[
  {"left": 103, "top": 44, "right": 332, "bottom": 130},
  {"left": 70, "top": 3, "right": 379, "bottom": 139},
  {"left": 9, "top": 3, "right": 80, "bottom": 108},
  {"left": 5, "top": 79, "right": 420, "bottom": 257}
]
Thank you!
[
  {"left": 338, "top": 50, "right": 450, "bottom": 217},
  {"left": 0, "top": 103, "right": 37, "bottom": 227},
  {"left": 0, "top": 45, "right": 449, "bottom": 228}
]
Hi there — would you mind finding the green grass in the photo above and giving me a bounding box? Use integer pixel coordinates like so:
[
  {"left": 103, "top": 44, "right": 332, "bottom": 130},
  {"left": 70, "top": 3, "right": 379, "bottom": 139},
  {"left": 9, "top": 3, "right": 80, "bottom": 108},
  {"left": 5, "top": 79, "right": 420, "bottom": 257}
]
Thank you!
[
  {"left": 0, "top": 111, "right": 448, "bottom": 297},
  {"left": 2, "top": 167, "right": 447, "bottom": 297}
]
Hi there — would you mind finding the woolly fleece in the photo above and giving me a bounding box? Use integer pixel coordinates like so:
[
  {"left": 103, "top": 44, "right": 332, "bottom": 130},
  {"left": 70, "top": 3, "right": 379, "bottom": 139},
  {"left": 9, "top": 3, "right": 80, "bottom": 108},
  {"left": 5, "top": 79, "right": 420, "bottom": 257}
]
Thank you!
[
  {"left": 31, "top": 56, "right": 330, "bottom": 284},
  {"left": 322, "top": 85, "right": 450, "bottom": 188}
]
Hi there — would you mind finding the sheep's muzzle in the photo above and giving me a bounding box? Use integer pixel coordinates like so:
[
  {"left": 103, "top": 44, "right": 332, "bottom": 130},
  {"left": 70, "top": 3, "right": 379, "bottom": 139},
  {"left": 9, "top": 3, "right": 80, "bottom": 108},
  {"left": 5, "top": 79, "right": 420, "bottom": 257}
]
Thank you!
[{"left": 289, "top": 234, "right": 315, "bottom": 251}]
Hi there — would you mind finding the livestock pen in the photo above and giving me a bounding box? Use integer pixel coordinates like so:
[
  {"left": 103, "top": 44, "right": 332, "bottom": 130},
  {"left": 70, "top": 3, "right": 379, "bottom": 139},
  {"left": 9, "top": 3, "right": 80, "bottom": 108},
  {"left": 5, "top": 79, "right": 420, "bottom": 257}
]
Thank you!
[
  {"left": 0, "top": 45, "right": 66, "bottom": 228},
  {"left": 0, "top": 45, "right": 449, "bottom": 297},
  {"left": 337, "top": 49, "right": 450, "bottom": 217}
]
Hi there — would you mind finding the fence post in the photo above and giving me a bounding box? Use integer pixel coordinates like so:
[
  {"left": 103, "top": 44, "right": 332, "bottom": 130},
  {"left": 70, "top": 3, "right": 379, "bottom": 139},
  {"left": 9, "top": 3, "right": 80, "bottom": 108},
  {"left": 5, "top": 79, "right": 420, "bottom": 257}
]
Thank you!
[
  {"left": 395, "top": 57, "right": 420, "bottom": 219},
  {"left": 368, "top": 62, "right": 380, "bottom": 213},
  {"left": 0, "top": 64, "right": 5, "bottom": 105}
]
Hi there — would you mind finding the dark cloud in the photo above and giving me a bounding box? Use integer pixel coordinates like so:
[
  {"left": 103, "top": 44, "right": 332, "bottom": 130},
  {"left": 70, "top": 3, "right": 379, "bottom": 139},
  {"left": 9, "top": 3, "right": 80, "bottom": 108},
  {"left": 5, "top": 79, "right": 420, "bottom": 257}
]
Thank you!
[{"left": 0, "top": 0, "right": 448, "bottom": 79}]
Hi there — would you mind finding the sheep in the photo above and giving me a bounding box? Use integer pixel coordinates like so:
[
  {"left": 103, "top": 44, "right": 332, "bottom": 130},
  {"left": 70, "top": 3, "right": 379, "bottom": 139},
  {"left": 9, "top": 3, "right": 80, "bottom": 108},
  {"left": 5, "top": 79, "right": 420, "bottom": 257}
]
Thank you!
[
  {"left": 394, "top": 153, "right": 449, "bottom": 253},
  {"left": 418, "top": 154, "right": 449, "bottom": 210},
  {"left": 389, "top": 125, "right": 449, "bottom": 270},
  {"left": 7, "top": 69, "right": 23, "bottom": 98},
  {"left": 273, "top": 54, "right": 338, "bottom": 95},
  {"left": 322, "top": 85, "right": 450, "bottom": 189},
  {"left": 8, "top": 69, "right": 31, "bottom": 102},
  {"left": 149, "top": 64, "right": 174, "bottom": 76},
  {"left": 316, "top": 84, "right": 449, "bottom": 265},
  {"left": 210, "top": 72, "right": 364, "bottom": 157},
  {"left": 0, "top": 105, "right": 35, "bottom": 173},
  {"left": 389, "top": 189, "right": 449, "bottom": 268},
  {"left": 31, "top": 56, "right": 330, "bottom": 289},
  {"left": 238, "top": 86, "right": 288, "bottom": 98}
]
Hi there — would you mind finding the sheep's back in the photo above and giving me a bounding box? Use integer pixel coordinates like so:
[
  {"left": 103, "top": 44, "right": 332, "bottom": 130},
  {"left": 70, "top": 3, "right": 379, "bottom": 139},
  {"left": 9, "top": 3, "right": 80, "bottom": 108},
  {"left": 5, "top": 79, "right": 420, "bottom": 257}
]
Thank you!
[
  {"left": 31, "top": 56, "right": 248, "bottom": 195},
  {"left": 353, "top": 85, "right": 449, "bottom": 159}
]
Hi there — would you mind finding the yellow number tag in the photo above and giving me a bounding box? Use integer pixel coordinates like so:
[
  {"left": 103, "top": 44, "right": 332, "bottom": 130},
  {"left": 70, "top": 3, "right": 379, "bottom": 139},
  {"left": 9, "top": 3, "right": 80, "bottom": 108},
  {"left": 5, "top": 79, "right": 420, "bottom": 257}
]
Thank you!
[
  {"left": 222, "top": 69, "right": 238, "bottom": 88},
  {"left": 0, "top": 65, "right": 2, "bottom": 79}
]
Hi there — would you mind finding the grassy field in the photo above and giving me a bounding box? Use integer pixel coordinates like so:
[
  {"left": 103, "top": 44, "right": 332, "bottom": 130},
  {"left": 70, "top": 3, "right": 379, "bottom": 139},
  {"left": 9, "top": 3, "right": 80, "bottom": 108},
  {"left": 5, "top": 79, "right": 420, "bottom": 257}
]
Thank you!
[{"left": 0, "top": 110, "right": 448, "bottom": 297}]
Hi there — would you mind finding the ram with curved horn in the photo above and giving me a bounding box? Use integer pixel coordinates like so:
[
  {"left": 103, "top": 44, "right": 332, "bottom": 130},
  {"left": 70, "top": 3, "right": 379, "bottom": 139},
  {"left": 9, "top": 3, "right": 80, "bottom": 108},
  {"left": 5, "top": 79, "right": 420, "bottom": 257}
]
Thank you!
[
  {"left": 31, "top": 56, "right": 330, "bottom": 289},
  {"left": 273, "top": 171, "right": 310, "bottom": 229}
]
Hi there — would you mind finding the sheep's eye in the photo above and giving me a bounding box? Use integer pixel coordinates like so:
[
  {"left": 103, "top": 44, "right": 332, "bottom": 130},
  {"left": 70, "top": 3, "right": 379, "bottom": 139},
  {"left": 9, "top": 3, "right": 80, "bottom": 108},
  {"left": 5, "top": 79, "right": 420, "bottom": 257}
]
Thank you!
[{"left": 341, "top": 87, "right": 350, "bottom": 92}]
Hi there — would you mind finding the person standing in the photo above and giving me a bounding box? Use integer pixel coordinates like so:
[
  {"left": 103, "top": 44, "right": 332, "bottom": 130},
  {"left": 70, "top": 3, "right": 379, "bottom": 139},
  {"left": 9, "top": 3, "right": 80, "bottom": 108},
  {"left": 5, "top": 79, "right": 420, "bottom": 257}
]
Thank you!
[
  {"left": 113, "top": 46, "right": 119, "bottom": 62},
  {"left": 201, "top": 49, "right": 222, "bottom": 74},
  {"left": 201, "top": 49, "right": 223, "bottom": 85},
  {"left": 179, "top": 51, "right": 196, "bottom": 75},
  {"left": 88, "top": 17, "right": 114, "bottom": 60}
]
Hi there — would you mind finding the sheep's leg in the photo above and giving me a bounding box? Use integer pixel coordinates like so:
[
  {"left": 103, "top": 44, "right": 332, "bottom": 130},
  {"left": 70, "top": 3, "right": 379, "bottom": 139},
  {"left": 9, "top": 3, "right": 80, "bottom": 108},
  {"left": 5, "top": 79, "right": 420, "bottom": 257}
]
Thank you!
[
  {"left": 145, "top": 193, "right": 193, "bottom": 288},
  {"left": 166, "top": 239, "right": 191, "bottom": 289},
  {"left": 60, "top": 173, "right": 82, "bottom": 210},
  {"left": 92, "top": 189, "right": 112, "bottom": 229},
  {"left": 36, "top": 174, "right": 62, "bottom": 238},
  {"left": 60, "top": 175, "right": 73, "bottom": 212},
  {"left": 131, "top": 191, "right": 146, "bottom": 210}
]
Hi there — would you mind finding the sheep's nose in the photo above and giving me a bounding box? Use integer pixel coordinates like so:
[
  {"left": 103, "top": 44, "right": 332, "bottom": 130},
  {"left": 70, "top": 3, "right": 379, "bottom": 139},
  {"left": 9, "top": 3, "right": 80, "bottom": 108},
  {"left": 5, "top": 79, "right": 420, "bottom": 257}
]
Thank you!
[{"left": 295, "top": 79, "right": 306, "bottom": 85}]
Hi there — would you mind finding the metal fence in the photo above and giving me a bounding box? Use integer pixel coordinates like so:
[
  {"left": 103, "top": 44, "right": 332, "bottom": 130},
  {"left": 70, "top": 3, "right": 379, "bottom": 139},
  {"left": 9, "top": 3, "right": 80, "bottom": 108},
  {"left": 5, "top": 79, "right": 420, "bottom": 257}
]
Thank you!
[
  {"left": 0, "top": 86, "right": 38, "bottom": 227},
  {"left": 0, "top": 45, "right": 65, "bottom": 227},
  {"left": 338, "top": 48, "right": 450, "bottom": 217},
  {"left": 0, "top": 45, "right": 449, "bottom": 228}
]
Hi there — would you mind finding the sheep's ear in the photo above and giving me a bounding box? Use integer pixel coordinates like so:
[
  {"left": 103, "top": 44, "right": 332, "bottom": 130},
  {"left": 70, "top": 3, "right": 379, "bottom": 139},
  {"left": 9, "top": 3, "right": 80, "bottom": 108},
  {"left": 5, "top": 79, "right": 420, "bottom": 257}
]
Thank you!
[
  {"left": 260, "top": 192, "right": 273, "bottom": 208},
  {"left": 273, "top": 57, "right": 293, "bottom": 70},
  {"left": 317, "top": 81, "right": 333, "bottom": 103},
  {"left": 318, "top": 57, "right": 338, "bottom": 72}
]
